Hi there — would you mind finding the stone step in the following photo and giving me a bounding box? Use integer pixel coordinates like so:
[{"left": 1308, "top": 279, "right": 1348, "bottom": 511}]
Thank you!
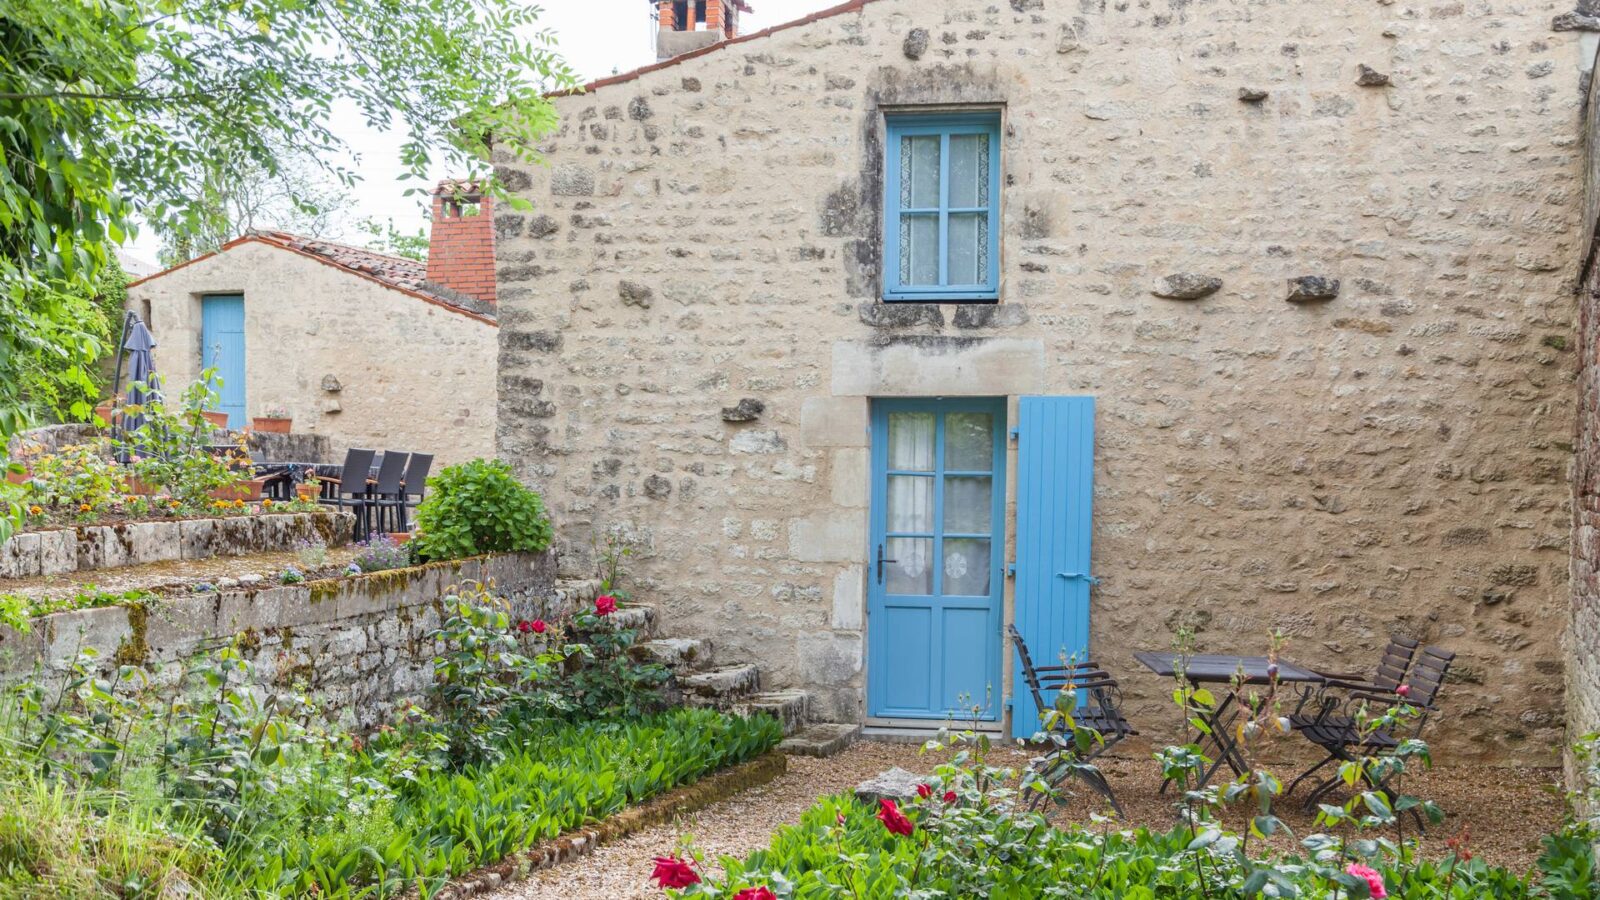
[
  {"left": 609, "top": 605, "right": 656, "bottom": 636},
  {"left": 552, "top": 577, "right": 602, "bottom": 608},
  {"left": 681, "top": 663, "right": 760, "bottom": 702},
  {"left": 733, "top": 689, "right": 811, "bottom": 736},
  {"left": 632, "top": 637, "right": 714, "bottom": 670},
  {"left": 779, "top": 722, "right": 863, "bottom": 759}
]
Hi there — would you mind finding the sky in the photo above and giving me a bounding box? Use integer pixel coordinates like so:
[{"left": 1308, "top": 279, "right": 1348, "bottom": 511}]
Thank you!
[{"left": 123, "top": 0, "right": 841, "bottom": 266}]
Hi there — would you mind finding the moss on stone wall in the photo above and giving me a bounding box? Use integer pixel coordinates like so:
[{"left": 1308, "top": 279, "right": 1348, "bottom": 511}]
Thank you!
[{"left": 111, "top": 603, "right": 150, "bottom": 668}]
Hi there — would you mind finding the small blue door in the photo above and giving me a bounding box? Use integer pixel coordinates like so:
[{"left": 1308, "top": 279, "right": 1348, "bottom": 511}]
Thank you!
[
  {"left": 868, "top": 398, "right": 1007, "bottom": 721},
  {"left": 200, "top": 295, "right": 246, "bottom": 428},
  {"left": 1010, "top": 396, "right": 1096, "bottom": 740}
]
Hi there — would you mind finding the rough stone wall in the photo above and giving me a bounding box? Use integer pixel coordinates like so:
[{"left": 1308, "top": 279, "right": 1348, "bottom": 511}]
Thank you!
[
  {"left": 0, "top": 552, "right": 568, "bottom": 729},
  {"left": 496, "top": 0, "right": 1584, "bottom": 763},
  {"left": 1570, "top": 42, "right": 1600, "bottom": 788},
  {"left": 127, "top": 241, "right": 497, "bottom": 464}
]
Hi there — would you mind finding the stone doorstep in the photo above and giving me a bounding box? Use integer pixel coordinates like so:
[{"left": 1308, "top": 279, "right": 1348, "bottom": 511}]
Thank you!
[{"left": 631, "top": 636, "right": 714, "bottom": 670}]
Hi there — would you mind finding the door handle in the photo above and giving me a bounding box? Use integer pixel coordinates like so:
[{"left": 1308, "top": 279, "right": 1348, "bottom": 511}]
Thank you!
[
  {"left": 877, "top": 543, "right": 898, "bottom": 585},
  {"left": 1055, "top": 572, "right": 1100, "bottom": 585}
]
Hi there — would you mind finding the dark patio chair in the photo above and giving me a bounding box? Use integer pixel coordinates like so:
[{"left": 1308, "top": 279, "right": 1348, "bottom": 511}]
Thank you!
[
  {"left": 367, "top": 451, "right": 410, "bottom": 535},
  {"left": 1285, "top": 634, "right": 1419, "bottom": 797},
  {"left": 1008, "top": 624, "right": 1135, "bottom": 816},
  {"left": 1293, "top": 645, "right": 1454, "bottom": 819},
  {"left": 318, "top": 447, "right": 376, "bottom": 539},
  {"left": 401, "top": 452, "right": 433, "bottom": 511}
]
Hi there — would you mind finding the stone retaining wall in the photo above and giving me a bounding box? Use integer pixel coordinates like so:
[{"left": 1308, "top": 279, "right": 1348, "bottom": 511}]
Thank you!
[
  {"left": 0, "top": 551, "right": 570, "bottom": 729},
  {"left": 0, "top": 511, "right": 353, "bottom": 580}
]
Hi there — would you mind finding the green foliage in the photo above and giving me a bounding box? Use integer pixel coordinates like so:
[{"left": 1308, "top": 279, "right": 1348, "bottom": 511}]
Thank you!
[
  {"left": 412, "top": 459, "right": 553, "bottom": 562},
  {"left": 121, "top": 370, "right": 250, "bottom": 507},
  {"left": 359, "top": 217, "right": 431, "bottom": 262},
  {"left": 560, "top": 603, "right": 672, "bottom": 721},
  {"left": 0, "top": 587, "right": 158, "bottom": 623},
  {"left": 17, "top": 440, "right": 129, "bottom": 515},
  {"left": 0, "top": 0, "right": 576, "bottom": 545}
]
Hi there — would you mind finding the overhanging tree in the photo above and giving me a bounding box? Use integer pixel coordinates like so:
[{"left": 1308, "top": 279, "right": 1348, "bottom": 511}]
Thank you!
[{"left": 0, "top": 0, "right": 575, "bottom": 539}]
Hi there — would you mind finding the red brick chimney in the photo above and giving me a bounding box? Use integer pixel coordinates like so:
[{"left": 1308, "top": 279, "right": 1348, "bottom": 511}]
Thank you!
[
  {"left": 654, "top": 0, "right": 749, "bottom": 60},
  {"left": 426, "top": 180, "right": 496, "bottom": 307}
]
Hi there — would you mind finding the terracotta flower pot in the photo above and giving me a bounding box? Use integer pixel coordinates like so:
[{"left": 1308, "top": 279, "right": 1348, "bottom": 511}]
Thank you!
[
  {"left": 386, "top": 532, "right": 414, "bottom": 546},
  {"left": 128, "top": 477, "right": 159, "bottom": 495},
  {"left": 93, "top": 404, "right": 115, "bottom": 426},
  {"left": 295, "top": 482, "right": 321, "bottom": 502},
  {"left": 252, "top": 416, "right": 292, "bottom": 434},
  {"left": 208, "top": 478, "right": 265, "bottom": 502},
  {"left": 201, "top": 411, "right": 231, "bottom": 429},
  {"left": 4, "top": 469, "right": 30, "bottom": 486}
]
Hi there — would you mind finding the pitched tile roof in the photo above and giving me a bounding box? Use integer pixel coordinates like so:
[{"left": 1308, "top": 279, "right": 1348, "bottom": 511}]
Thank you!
[{"left": 125, "top": 231, "right": 498, "bottom": 326}]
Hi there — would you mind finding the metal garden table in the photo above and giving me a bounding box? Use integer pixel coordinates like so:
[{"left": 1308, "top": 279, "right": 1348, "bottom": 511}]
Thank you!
[{"left": 1133, "top": 652, "right": 1324, "bottom": 790}]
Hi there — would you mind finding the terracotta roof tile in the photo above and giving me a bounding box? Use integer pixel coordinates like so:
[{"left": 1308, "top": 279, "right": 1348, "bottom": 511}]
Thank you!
[{"left": 249, "top": 231, "right": 496, "bottom": 319}]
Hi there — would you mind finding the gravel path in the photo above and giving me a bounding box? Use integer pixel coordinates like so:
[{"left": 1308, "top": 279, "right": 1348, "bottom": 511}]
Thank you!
[{"left": 483, "top": 741, "right": 1562, "bottom": 899}]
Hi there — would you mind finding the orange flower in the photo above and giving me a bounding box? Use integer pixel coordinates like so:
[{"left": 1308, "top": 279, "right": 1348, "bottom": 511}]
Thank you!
[
  {"left": 27, "top": 505, "right": 41, "bottom": 515},
  {"left": 78, "top": 503, "right": 91, "bottom": 513},
  {"left": 262, "top": 499, "right": 273, "bottom": 507}
]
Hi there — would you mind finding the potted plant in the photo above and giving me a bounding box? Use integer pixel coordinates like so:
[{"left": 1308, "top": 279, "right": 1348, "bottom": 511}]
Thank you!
[
  {"left": 252, "top": 403, "right": 292, "bottom": 434},
  {"left": 295, "top": 473, "right": 323, "bottom": 503},
  {"left": 201, "top": 410, "right": 231, "bottom": 429}
]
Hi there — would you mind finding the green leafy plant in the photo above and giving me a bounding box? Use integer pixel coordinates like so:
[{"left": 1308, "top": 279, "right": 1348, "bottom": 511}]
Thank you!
[
  {"left": 411, "top": 458, "right": 553, "bottom": 562},
  {"left": 121, "top": 370, "right": 249, "bottom": 507}
]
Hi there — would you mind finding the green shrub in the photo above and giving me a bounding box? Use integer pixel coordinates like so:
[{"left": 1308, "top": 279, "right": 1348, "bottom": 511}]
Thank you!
[{"left": 411, "top": 458, "right": 553, "bottom": 562}]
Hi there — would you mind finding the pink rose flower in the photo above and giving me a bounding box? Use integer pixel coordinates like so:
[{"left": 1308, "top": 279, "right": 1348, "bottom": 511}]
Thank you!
[{"left": 1346, "top": 863, "right": 1387, "bottom": 899}]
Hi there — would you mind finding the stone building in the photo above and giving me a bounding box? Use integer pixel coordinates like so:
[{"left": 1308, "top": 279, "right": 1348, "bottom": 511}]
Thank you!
[
  {"left": 496, "top": 0, "right": 1590, "bottom": 762},
  {"left": 127, "top": 182, "right": 498, "bottom": 463}
]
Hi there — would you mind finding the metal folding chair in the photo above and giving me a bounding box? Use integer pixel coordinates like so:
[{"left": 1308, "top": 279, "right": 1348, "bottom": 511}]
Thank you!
[
  {"left": 1008, "top": 624, "right": 1135, "bottom": 816},
  {"left": 1293, "top": 644, "right": 1454, "bottom": 820},
  {"left": 1286, "top": 635, "right": 1419, "bottom": 797}
]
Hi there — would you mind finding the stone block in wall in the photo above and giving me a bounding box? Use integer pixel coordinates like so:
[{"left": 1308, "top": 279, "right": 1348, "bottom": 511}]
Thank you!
[
  {"left": 129, "top": 521, "right": 181, "bottom": 565},
  {"left": 142, "top": 600, "right": 219, "bottom": 660},
  {"left": 832, "top": 565, "right": 865, "bottom": 630},
  {"left": 831, "top": 338, "right": 1047, "bottom": 397},
  {"left": 797, "top": 632, "right": 864, "bottom": 688},
  {"left": 801, "top": 397, "right": 868, "bottom": 448},
  {"left": 180, "top": 518, "right": 219, "bottom": 560},
  {"left": 216, "top": 516, "right": 257, "bottom": 554},
  {"left": 37, "top": 530, "right": 75, "bottom": 576},
  {"left": 830, "top": 448, "right": 869, "bottom": 508},
  {"left": 43, "top": 605, "right": 131, "bottom": 671},
  {"left": 789, "top": 513, "right": 867, "bottom": 563},
  {"left": 7, "top": 532, "right": 41, "bottom": 578}
]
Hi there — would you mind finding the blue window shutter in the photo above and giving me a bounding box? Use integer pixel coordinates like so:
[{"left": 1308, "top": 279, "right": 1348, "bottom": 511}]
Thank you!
[{"left": 1010, "top": 396, "right": 1096, "bottom": 741}]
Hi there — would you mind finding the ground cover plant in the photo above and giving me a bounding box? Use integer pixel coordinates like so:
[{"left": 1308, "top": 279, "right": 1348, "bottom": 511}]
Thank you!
[{"left": 0, "top": 581, "right": 781, "bottom": 898}]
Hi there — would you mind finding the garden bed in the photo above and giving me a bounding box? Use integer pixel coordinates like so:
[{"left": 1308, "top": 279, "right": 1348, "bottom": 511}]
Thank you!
[{"left": 0, "top": 509, "right": 352, "bottom": 579}]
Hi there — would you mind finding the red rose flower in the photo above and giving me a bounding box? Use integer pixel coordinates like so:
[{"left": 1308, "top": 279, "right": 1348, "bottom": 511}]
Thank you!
[
  {"left": 650, "top": 856, "right": 700, "bottom": 889},
  {"left": 531, "top": 619, "right": 547, "bottom": 634},
  {"left": 943, "top": 790, "right": 957, "bottom": 804},
  {"left": 516, "top": 620, "right": 533, "bottom": 633},
  {"left": 1396, "top": 684, "right": 1411, "bottom": 698},
  {"left": 876, "top": 798, "right": 914, "bottom": 837},
  {"left": 916, "top": 783, "right": 932, "bottom": 799},
  {"left": 733, "top": 889, "right": 777, "bottom": 900},
  {"left": 596, "top": 594, "right": 618, "bottom": 616}
]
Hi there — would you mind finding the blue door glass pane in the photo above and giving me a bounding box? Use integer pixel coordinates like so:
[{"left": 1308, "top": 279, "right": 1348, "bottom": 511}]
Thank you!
[
  {"left": 869, "top": 398, "right": 1006, "bottom": 721},
  {"left": 200, "top": 295, "right": 247, "bottom": 429}
]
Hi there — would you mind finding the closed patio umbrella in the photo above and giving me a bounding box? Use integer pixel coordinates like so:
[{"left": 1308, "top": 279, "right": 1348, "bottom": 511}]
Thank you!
[{"left": 116, "top": 315, "right": 161, "bottom": 440}]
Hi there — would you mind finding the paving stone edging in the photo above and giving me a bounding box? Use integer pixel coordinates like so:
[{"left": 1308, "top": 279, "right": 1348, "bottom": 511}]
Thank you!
[
  {"left": 0, "top": 510, "right": 355, "bottom": 579},
  {"left": 422, "top": 751, "right": 790, "bottom": 900}
]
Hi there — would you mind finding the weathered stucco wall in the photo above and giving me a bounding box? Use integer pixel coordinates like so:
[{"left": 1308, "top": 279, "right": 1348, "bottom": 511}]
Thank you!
[
  {"left": 496, "top": 0, "right": 1584, "bottom": 762},
  {"left": 127, "top": 241, "right": 497, "bottom": 465},
  {"left": 0, "top": 552, "right": 570, "bottom": 729}
]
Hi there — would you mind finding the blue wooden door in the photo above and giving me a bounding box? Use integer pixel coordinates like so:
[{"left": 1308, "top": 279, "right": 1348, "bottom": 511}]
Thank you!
[
  {"left": 1010, "top": 396, "right": 1096, "bottom": 740},
  {"left": 200, "top": 295, "right": 246, "bottom": 428},
  {"left": 868, "top": 398, "right": 1007, "bottom": 721}
]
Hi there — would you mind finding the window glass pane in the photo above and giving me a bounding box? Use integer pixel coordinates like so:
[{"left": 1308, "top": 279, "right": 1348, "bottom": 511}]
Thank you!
[
  {"left": 888, "top": 412, "right": 935, "bottom": 471},
  {"left": 900, "top": 134, "right": 941, "bottom": 209},
  {"left": 899, "top": 214, "right": 939, "bottom": 286},
  {"left": 944, "top": 476, "right": 992, "bottom": 534},
  {"left": 888, "top": 475, "right": 934, "bottom": 533},
  {"left": 887, "top": 537, "right": 933, "bottom": 595},
  {"left": 947, "top": 213, "right": 987, "bottom": 285},
  {"left": 943, "top": 538, "right": 991, "bottom": 596},
  {"left": 945, "top": 412, "right": 993, "bottom": 470},
  {"left": 948, "top": 133, "right": 989, "bottom": 208}
]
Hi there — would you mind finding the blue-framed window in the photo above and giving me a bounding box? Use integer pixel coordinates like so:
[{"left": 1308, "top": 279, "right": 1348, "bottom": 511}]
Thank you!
[{"left": 883, "top": 113, "right": 1001, "bottom": 302}]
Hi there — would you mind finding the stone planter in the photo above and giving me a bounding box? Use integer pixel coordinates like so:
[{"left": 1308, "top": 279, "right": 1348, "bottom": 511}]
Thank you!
[
  {"left": 252, "top": 416, "right": 292, "bottom": 434},
  {"left": 201, "top": 411, "right": 230, "bottom": 429}
]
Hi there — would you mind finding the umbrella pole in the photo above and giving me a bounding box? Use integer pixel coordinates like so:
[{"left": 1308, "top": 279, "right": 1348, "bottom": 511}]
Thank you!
[{"left": 109, "top": 311, "right": 134, "bottom": 452}]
